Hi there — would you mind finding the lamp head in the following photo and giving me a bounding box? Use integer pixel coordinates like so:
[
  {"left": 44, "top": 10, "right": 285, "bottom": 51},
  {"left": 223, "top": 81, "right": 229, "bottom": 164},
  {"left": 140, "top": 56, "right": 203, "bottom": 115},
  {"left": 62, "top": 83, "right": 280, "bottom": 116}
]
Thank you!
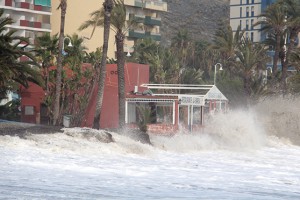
[
  {"left": 219, "top": 66, "right": 223, "bottom": 71},
  {"left": 67, "top": 41, "right": 73, "bottom": 47},
  {"left": 126, "top": 51, "right": 131, "bottom": 57}
]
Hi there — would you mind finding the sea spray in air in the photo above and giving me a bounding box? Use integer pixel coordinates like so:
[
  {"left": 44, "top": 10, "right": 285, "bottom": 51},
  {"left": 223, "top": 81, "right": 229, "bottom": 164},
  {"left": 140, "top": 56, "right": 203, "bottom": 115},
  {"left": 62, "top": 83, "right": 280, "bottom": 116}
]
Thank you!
[
  {"left": 150, "top": 109, "right": 267, "bottom": 152},
  {"left": 254, "top": 96, "right": 300, "bottom": 145}
]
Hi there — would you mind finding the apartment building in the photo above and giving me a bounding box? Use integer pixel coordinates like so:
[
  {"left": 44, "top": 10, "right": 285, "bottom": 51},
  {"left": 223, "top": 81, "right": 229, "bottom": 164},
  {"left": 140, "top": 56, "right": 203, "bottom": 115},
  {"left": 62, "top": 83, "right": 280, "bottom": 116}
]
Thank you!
[
  {"left": 230, "top": 0, "right": 276, "bottom": 42},
  {"left": 51, "top": 0, "right": 167, "bottom": 58},
  {"left": 0, "top": 0, "right": 51, "bottom": 48}
]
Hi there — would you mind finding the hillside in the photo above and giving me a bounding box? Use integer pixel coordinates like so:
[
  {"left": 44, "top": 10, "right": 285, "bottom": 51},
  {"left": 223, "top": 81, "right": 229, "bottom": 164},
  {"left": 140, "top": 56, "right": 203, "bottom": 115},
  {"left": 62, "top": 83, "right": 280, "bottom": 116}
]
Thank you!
[{"left": 160, "top": 0, "right": 230, "bottom": 45}]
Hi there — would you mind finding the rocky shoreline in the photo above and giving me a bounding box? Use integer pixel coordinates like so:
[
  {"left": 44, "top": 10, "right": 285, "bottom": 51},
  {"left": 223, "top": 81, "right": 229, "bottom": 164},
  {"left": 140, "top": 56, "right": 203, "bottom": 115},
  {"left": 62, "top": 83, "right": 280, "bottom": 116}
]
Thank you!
[
  {"left": 0, "top": 120, "right": 151, "bottom": 145},
  {"left": 0, "top": 120, "right": 63, "bottom": 137}
]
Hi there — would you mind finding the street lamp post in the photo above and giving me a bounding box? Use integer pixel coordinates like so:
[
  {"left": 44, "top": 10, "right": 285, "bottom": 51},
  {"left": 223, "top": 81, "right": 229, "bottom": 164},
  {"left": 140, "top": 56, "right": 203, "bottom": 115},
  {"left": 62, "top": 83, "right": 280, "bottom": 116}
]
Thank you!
[
  {"left": 214, "top": 63, "right": 223, "bottom": 85},
  {"left": 62, "top": 37, "right": 73, "bottom": 55}
]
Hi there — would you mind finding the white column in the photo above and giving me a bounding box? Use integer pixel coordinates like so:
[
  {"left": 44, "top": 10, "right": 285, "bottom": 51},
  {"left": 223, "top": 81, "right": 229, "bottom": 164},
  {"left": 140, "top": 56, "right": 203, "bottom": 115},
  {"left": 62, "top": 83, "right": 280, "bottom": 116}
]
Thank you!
[
  {"left": 172, "top": 101, "right": 175, "bottom": 125},
  {"left": 125, "top": 101, "right": 128, "bottom": 123}
]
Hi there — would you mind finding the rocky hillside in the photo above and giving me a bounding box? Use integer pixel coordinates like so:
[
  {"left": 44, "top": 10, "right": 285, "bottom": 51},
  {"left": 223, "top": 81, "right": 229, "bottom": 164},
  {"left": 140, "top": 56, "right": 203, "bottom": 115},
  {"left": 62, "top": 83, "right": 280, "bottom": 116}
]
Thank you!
[{"left": 160, "top": 0, "right": 230, "bottom": 45}]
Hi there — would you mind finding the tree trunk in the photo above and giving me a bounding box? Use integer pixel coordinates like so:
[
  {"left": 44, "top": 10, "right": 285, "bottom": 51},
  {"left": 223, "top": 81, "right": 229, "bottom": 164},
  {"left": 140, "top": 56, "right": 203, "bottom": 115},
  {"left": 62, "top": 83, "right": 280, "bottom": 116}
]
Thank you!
[
  {"left": 53, "top": 0, "right": 67, "bottom": 126},
  {"left": 116, "top": 32, "right": 126, "bottom": 129},
  {"left": 243, "top": 73, "right": 251, "bottom": 106},
  {"left": 281, "top": 30, "right": 297, "bottom": 92},
  {"left": 272, "top": 33, "right": 281, "bottom": 76},
  {"left": 93, "top": 0, "right": 113, "bottom": 129}
]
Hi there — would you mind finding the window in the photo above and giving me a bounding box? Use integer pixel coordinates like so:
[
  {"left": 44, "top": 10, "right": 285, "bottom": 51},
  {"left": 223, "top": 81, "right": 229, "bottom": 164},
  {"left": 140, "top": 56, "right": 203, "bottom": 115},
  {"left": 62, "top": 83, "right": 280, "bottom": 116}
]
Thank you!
[
  {"left": 240, "top": 0, "right": 243, "bottom": 4},
  {"left": 246, "top": 0, "right": 249, "bottom": 4},
  {"left": 240, "top": 7, "right": 242, "bottom": 17},
  {"left": 251, "top": 19, "right": 254, "bottom": 30},
  {"left": 251, "top": 32, "right": 254, "bottom": 41},
  {"left": 251, "top": 6, "right": 254, "bottom": 16},
  {"left": 34, "top": 0, "right": 51, "bottom": 7},
  {"left": 246, "top": 32, "right": 249, "bottom": 38},
  {"left": 252, "top": 0, "right": 255, "bottom": 3},
  {"left": 24, "top": 106, "right": 34, "bottom": 115},
  {"left": 240, "top": 20, "right": 242, "bottom": 28},
  {"left": 246, "top": 20, "right": 249, "bottom": 30},
  {"left": 246, "top": 7, "right": 249, "bottom": 17}
]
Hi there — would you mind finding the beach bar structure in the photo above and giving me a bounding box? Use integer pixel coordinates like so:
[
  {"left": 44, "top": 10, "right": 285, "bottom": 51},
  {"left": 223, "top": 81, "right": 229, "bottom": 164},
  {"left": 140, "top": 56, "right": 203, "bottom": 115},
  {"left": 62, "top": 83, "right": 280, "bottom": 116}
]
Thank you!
[{"left": 125, "top": 84, "right": 228, "bottom": 134}]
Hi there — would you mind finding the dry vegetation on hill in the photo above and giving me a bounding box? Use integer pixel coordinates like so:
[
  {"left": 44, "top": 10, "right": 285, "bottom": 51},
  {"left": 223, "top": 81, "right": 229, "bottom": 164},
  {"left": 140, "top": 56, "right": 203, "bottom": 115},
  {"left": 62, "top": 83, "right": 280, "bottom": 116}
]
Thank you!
[{"left": 160, "top": 0, "right": 230, "bottom": 45}]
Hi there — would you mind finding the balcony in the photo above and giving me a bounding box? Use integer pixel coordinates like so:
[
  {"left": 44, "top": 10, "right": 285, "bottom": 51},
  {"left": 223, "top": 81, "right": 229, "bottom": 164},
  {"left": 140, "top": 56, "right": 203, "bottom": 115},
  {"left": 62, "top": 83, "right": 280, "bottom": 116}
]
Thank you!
[
  {"left": 145, "top": 32, "right": 161, "bottom": 41},
  {"left": 5, "top": 0, "right": 12, "bottom": 6},
  {"left": 134, "top": 0, "right": 144, "bottom": 8},
  {"left": 19, "top": 20, "right": 51, "bottom": 30},
  {"left": 144, "top": 0, "right": 167, "bottom": 11},
  {"left": 129, "top": 13, "right": 145, "bottom": 23},
  {"left": 144, "top": 16, "right": 161, "bottom": 26},
  {"left": 128, "top": 29, "right": 146, "bottom": 39},
  {"left": 7, "top": 1, "right": 51, "bottom": 13},
  {"left": 131, "top": 0, "right": 167, "bottom": 11}
]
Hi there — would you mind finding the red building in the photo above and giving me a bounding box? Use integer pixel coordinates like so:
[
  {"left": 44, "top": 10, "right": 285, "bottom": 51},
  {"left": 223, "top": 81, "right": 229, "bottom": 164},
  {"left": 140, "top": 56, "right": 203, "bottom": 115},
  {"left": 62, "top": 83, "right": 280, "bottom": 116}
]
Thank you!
[
  {"left": 20, "top": 62, "right": 228, "bottom": 134},
  {"left": 82, "top": 63, "right": 149, "bottom": 128}
]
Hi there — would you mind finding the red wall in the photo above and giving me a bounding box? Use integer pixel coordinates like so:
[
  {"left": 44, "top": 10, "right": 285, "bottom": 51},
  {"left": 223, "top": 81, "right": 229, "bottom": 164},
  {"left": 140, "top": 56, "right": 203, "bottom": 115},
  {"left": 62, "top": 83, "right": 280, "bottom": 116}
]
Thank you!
[
  {"left": 20, "top": 63, "right": 149, "bottom": 127},
  {"left": 83, "top": 63, "right": 149, "bottom": 129},
  {"left": 20, "top": 82, "right": 45, "bottom": 123}
]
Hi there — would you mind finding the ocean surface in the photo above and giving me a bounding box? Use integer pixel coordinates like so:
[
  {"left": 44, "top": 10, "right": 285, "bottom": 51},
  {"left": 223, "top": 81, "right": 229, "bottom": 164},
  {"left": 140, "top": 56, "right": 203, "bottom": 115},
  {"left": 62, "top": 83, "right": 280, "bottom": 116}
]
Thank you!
[{"left": 0, "top": 98, "right": 300, "bottom": 199}]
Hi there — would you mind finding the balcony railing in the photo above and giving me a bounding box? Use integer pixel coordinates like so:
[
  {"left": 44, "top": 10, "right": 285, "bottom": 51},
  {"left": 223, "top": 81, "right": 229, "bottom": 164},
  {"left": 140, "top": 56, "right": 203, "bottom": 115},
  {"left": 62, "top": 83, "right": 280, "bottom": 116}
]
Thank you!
[
  {"left": 128, "top": 29, "right": 146, "bottom": 39},
  {"left": 144, "top": 16, "right": 161, "bottom": 26},
  {"left": 145, "top": 32, "right": 161, "bottom": 41},
  {"left": 9, "top": 2, "right": 51, "bottom": 13},
  {"left": 133, "top": 0, "right": 167, "bottom": 11},
  {"left": 129, "top": 14, "right": 145, "bottom": 23},
  {"left": 5, "top": 0, "right": 12, "bottom": 6},
  {"left": 19, "top": 20, "right": 51, "bottom": 30}
]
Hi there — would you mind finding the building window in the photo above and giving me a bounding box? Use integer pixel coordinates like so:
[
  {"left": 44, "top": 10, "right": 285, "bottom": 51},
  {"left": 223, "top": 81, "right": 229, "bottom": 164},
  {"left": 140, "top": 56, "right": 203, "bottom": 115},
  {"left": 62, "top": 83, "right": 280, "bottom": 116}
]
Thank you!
[
  {"left": 252, "top": 0, "right": 255, "bottom": 4},
  {"left": 246, "top": 0, "right": 249, "bottom": 4},
  {"left": 246, "top": 7, "right": 249, "bottom": 17},
  {"left": 24, "top": 106, "right": 34, "bottom": 115},
  {"left": 246, "top": 20, "right": 249, "bottom": 30},
  {"left": 240, "top": 0, "right": 243, "bottom": 4},
  {"left": 246, "top": 32, "right": 249, "bottom": 38},
  {"left": 251, "top": 6, "right": 254, "bottom": 16},
  {"left": 251, "top": 32, "right": 254, "bottom": 41},
  {"left": 240, "top": 20, "right": 242, "bottom": 28},
  {"left": 34, "top": 0, "right": 51, "bottom": 7},
  {"left": 240, "top": 7, "right": 242, "bottom": 17},
  {"left": 251, "top": 19, "right": 254, "bottom": 30}
]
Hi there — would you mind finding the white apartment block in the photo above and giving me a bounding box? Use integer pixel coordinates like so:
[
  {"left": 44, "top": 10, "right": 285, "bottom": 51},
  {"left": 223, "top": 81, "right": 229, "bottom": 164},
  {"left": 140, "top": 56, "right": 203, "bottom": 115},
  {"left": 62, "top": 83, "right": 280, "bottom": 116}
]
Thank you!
[
  {"left": 51, "top": 0, "right": 167, "bottom": 58},
  {"left": 0, "top": 0, "right": 51, "bottom": 50},
  {"left": 230, "top": 0, "right": 277, "bottom": 42}
]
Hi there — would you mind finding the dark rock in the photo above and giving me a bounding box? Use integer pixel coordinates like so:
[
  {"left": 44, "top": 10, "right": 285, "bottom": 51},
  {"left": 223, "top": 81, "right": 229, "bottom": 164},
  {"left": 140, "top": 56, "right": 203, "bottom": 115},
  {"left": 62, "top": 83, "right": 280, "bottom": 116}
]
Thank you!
[
  {"left": 64, "top": 128, "right": 114, "bottom": 143},
  {"left": 126, "top": 129, "right": 152, "bottom": 145}
]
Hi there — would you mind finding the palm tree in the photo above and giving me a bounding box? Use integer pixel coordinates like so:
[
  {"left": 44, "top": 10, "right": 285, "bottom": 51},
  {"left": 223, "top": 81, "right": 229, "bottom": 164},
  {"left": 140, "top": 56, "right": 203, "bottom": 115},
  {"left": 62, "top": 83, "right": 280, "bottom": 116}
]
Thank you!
[
  {"left": 234, "top": 38, "right": 268, "bottom": 104},
  {"left": 0, "top": 9, "right": 42, "bottom": 99},
  {"left": 53, "top": 0, "right": 67, "bottom": 126},
  {"left": 112, "top": 0, "right": 138, "bottom": 128},
  {"left": 34, "top": 33, "right": 59, "bottom": 93},
  {"left": 80, "top": 0, "right": 136, "bottom": 129},
  {"left": 93, "top": 0, "right": 113, "bottom": 129},
  {"left": 255, "top": 3, "right": 287, "bottom": 76},
  {"left": 212, "top": 24, "right": 244, "bottom": 77},
  {"left": 278, "top": 0, "right": 300, "bottom": 89},
  {"left": 133, "top": 38, "right": 160, "bottom": 64},
  {"left": 63, "top": 34, "right": 87, "bottom": 67}
]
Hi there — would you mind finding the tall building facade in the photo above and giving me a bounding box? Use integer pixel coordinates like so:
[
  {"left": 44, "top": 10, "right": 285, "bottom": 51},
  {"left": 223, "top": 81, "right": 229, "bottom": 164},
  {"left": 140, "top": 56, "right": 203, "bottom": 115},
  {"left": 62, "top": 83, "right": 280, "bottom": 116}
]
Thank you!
[
  {"left": 230, "top": 0, "right": 276, "bottom": 42},
  {"left": 0, "top": 0, "right": 51, "bottom": 48},
  {"left": 51, "top": 0, "right": 167, "bottom": 58}
]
